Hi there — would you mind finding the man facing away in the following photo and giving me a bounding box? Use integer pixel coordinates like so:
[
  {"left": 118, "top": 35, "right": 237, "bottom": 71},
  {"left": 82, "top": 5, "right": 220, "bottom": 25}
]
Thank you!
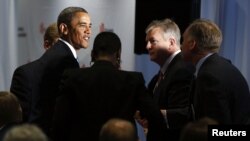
[{"left": 53, "top": 31, "right": 167, "bottom": 141}]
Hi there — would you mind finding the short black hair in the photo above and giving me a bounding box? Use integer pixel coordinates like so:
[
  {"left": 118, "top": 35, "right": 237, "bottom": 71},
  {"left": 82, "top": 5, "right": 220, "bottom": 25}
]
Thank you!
[
  {"left": 57, "top": 7, "right": 88, "bottom": 30},
  {"left": 92, "top": 32, "right": 121, "bottom": 58}
]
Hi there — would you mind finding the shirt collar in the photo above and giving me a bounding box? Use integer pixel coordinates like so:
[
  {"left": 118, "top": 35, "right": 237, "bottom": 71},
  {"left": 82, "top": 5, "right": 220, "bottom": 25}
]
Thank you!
[
  {"left": 161, "top": 50, "right": 181, "bottom": 74},
  {"left": 59, "top": 38, "right": 77, "bottom": 59},
  {"left": 195, "top": 53, "right": 214, "bottom": 76}
]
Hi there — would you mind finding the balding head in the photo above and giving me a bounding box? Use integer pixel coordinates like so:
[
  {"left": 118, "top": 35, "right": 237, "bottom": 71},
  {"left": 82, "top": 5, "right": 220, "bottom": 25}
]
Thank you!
[{"left": 99, "top": 118, "right": 137, "bottom": 141}]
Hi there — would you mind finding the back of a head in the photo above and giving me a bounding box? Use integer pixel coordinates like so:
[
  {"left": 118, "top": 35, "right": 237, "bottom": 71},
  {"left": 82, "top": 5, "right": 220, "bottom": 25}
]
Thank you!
[
  {"left": 99, "top": 118, "right": 137, "bottom": 141},
  {"left": 0, "top": 91, "right": 22, "bottom": 126},
  {"left": 92, "top": 31, "right": 121, "bottom": 58},
  {"left": 43, "top": 22, "right": 59, "bottom": 49},
  {"left": 91, "top": 32, "right": 122, "bottom": 69},
  {"left": 3, "top": 124, "right": 48, "bottom": 141},
  {"left": 180, "top": 117, "right": 218, "bottom": 141},
  {"left": 186, "top": 19, "right": 222, "bottom": 53}
]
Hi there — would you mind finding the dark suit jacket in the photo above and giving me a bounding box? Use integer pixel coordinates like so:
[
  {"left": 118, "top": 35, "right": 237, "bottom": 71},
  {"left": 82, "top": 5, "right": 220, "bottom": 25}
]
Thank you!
[
  {"left": 148, "top": 53, "right": 195, "bottom": 141},
  {"left": 148, "top": 53, "right": 195, "bottom": 130},
  {"left": 10, "top": 40, "right": 79, "bottom": 136},
  {"left": 10, "top": 60, "right": 42, "bottom": 122},
  {"left": 194, "top": 53, "right": 250, "bottom": 124},
  {"left": 53, "top": 61, "right": 167, "bottom": 141}
]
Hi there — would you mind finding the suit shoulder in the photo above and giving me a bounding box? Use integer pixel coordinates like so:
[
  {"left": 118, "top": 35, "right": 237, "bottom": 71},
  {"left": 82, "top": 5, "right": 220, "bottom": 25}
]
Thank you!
[
  {"left": 13, "top": 60, "right": 38, "bottom": 75},
  {"left": 63, "top": 67, "right": 90, "bottom": 78},
  {"left": 64, "top": 67, "right": 81, "bottom": 74}
]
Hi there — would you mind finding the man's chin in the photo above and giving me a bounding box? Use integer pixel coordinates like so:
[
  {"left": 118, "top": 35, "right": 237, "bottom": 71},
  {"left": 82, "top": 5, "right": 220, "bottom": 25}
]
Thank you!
[
  {"left": 81, "top": 43, "right": 89, "bottom": 49},
  {"left": 76, "top": 44, "right": 88, "bottom": 49}
]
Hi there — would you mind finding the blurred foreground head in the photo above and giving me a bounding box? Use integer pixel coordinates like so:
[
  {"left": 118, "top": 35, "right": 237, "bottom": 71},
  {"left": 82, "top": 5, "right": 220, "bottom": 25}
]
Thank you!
[
  {"left": 99, "top": 118, "right": 137, "bottom": 141},
  {"left": 3, "top": 124, "right": 48, "bottom": 141}
]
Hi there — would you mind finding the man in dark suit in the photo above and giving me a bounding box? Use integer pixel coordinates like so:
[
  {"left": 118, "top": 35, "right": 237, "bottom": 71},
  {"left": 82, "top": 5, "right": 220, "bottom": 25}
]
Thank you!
[
  {"left": 10, "top": 6, "right": 92, "bottom": 137},
  {"left": 10, "top": 23, "right": 59, "bottom": 122},
  {"left": 141, "top": 18, "right": 194, "bottom": 140},
  {"left": 53, "top": 32, "right": 167, "bottom": 141},
  {"left": 181, "top": 19, "right": 250, "bottom": 124}
]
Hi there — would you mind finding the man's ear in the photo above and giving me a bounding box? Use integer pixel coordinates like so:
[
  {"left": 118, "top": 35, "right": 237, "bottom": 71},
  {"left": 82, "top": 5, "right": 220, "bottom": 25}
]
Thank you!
[
  {"left": 43, "top": 40, "right": 50, "bottom": 50},
  {"left": 169, "top": 37, "right": 176, "bottom": 46},
  {"left": 59, "top": 23, "right": 68, "bottom": 35},
  {"left": 189, "top": 39, "right": 197, "bottom": 52},
  {"left": 115, "top": 50, "right": 121, "bottom": 68}
]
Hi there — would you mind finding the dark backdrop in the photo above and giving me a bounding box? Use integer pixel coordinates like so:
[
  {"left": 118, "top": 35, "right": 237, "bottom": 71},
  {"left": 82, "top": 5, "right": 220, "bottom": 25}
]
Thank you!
[{"left": 134, "top": 0, "right": 201, "bottom": 54}]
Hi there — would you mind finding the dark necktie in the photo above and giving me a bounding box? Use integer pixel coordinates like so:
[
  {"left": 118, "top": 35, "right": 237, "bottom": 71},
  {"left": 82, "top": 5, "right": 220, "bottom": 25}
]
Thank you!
[
  {"left": 153, "top": 71, "right": 164, "bottom": 94},
  {"left": 153, "top": 71, "right": 170, "bottom": 128}
]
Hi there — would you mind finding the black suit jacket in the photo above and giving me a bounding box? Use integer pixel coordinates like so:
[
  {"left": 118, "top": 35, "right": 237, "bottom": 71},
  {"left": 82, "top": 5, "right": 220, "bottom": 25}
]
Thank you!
[
  {"left": 53, "top": 61, "right": 167, "bottom": 141},
  {"left": 194, "top": 53, "right": 250, "bottom": 124},
  {"left": 10, "top": 40, "right": 79, "bottom": 136},
  {"left": 10, "top": 60, "right": 42, "bottom": 122},
  {"left": 148, "top": 53, "right": 195, "bottom": 130}
]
